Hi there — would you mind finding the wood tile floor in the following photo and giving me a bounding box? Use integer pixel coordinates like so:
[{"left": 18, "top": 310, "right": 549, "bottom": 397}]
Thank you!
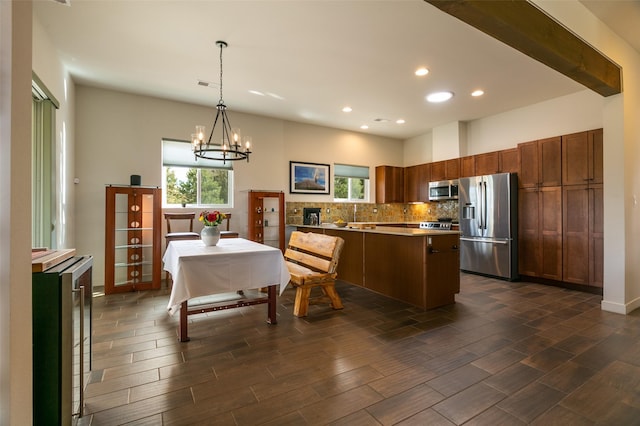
[{"left": 80, "top": 274, "right": 640, "bottom": 425}]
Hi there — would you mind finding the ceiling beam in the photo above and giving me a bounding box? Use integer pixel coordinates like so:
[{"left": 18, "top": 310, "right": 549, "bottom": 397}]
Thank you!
[{"left": 425, "top": 0, "right": 622, "bottom": 97}]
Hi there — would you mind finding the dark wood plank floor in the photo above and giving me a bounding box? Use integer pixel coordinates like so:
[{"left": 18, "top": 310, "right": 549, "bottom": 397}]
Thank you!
[{"left": 80, "top": 273, "right": 640, "bottom": 425}]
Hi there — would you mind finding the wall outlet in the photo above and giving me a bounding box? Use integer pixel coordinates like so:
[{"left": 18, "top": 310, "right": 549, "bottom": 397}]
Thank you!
[
  {"left": 326, "top": 208, "right": 330, "bottom": 213},
  {"left": 373, "top": 208, "right": 378, "bottom": 213}
]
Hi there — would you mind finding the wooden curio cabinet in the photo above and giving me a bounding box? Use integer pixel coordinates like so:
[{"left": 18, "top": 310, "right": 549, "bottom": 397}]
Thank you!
[
  {"left": 105, "top": 185, "right": 162, "bottom": 294},
  {"left": 247, "top": 190, "right": 285, "bottom": 250}
]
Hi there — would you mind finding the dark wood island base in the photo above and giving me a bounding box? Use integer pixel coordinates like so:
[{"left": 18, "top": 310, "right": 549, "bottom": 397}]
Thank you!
[{"left": 297, "top": 225, "right": 460, "bottom": 310}]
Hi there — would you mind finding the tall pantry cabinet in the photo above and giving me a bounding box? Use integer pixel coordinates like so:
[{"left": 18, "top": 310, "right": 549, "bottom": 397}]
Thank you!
[
  {"left": 518, "top": 136, "right": 563, "bottom": 280},
  {"left": 517, "top": 129, "right": 604, "bottom": 289},
  {"left": 562, "top": 129, "right": 604, "bottom": 287}
]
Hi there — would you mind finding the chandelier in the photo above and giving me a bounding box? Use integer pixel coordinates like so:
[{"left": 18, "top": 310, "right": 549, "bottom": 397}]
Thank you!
[{"left": 191, "top": 40, "right": 251, "bottom": 163}]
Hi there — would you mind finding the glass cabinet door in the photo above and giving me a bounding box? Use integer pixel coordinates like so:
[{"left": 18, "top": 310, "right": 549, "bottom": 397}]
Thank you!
[{"left": 105, "top": 186, "right": 161, "bottom": 294}]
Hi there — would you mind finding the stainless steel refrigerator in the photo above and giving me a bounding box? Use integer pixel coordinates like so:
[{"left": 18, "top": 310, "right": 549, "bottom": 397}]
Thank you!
[{"left": 459, "top": 172, "right": 518, "bottom": 280}]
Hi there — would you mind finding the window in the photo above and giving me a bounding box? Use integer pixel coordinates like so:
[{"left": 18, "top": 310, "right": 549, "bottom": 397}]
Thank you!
[
  {"left": 32, "top": 74, "right": 59, "bottom": 248},
  {"left": 333, "top": 164, "right": 369, "bottom": 202},
  {"left": 162, "top": 139, "right": 233, "bottom": 207}
]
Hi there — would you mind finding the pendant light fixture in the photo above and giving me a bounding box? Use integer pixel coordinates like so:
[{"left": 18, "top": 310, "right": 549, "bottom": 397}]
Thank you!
[{"left": 191, "top": 40, "right": 251, "bottom": 163}]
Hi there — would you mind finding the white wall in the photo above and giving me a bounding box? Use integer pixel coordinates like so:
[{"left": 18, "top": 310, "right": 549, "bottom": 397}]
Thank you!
[
  {"left": 404, "top": 130, "right": 432, "bottom": 166},
  {"left": 1, "top": 2, "right": 33, "bottom": 423},
  {"left": 465, "top": 90, "right": 604, "bottom": 154},
  {"left": 75, "top": 86, "right": 403, "bottom": 286}
]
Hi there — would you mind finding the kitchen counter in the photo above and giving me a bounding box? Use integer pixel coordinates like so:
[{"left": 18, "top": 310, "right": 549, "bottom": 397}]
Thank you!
[
  {"left": 295, "top": 223, "right": 459, "bottom": 236},
  {"left": 295, "top": 225, "right": 460, "bottom": 310}
]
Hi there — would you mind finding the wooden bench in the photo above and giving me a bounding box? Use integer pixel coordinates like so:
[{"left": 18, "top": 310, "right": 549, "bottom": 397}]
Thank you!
[{"left": 284, "top": 231, "right": 345, "bottom": 317}]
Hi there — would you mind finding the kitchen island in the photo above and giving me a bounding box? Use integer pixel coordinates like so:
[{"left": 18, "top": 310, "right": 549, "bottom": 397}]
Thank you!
[{"left": 296, "top": 224, "right": 460, "bottom": 310}]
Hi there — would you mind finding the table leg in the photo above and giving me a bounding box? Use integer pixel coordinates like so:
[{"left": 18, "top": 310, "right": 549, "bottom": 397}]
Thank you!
[
  {"left": 267, "top": 285, "right": 277, "bottom": 324},
  {"left": 179, "top": 301, "right": 190, "bottom": 342}
]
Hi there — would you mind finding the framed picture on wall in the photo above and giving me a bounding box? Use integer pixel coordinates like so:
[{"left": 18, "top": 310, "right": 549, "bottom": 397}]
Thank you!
[{"left": 289, "top": 161, "right": 330, "bottom": 194}]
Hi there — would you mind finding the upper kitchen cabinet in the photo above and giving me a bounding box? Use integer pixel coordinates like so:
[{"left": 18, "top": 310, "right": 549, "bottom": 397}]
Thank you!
[
  {"left": 562, "top": 129, "right": 603, "bottom": 186},
  {"left": 460, "top": 156, "right": 475, "bottom": 178},
  {"left": 376, "top": 166, "right": 404, "bottom": 203},
  {"left": 518, "top": 136, "right": 562, "bottom": 188},
  {"left": 474, "top": 152, "right": 500, "bottom": 175},
  {"left": 404, "top": 163, "right": 431, "bottom": 203},
  {"left": 430, "top": 158, "right": 460, "bottom": 181},
  {"left": 499, "top": 148, "right": 519, "bottom": 174}
]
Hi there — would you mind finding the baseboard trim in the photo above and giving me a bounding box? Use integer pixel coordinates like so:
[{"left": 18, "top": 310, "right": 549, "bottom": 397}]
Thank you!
[{"left": 602, "top": 296, "right": 640, "bottom": 315}]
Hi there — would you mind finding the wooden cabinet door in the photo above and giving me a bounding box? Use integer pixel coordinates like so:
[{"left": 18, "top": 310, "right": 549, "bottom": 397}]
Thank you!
[
  {"left": 475, "top": 152, "right": 500, "bottom": 176},
  {"left": 426, "top": 234, "right": 460, "bottom": 308},
  {"left": 562, "top": 131, "right": 589, "bottom": 185},
  {"left": 416, "top": 163, "right": 431, "bottom": 201},
  {"left": 540, "top": 187, "right": 563, "bottom": 281},
  {"left": 562, "top": 129, "right": 603, "bottom": 186},
  {"left": 404, "top": 165, "right": 420, "bottom": 203},
  {"left": 540, "top": 136, "right": 562, "bottom": 186},
  {"left": 563, "top": 185, "right": 589, "bottom": 285},
  {"left": 518, "top": 140, "right": 539, "bottom": 188},
  {"left": 590, "top": 183, "right": 604, "bottom": 287},
  {"left": 590, "top": 129, "right": 603, "bottom": 184},
  {"left": 518, "top": 186, "right": 562, "bottom": 280},
  {"left": 430, "top": 161, "right": 446, "bottom": 182},
  {"left": 518, "top": 187, "right": 541, "bottom": 276},
  {"left": 460, "top": 156, "right": 475, "bottom": 178},
  {"left": 376, "top": 166, "right": 404, "bottom": 203},
  {"left": 499, "top": 148, "right": 519, "bottom": 173},
  {"left": 405, "top": 164, "right": 431, "bottom": 202},
  {"left": 445, "top": 158, "right": 460, "bottom": 179}
]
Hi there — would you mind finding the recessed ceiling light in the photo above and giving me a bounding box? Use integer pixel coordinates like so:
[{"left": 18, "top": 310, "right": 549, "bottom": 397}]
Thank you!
[
  {"left": 426, "top": 91, "right": 454, "bottom": 103},
  {"left": 342, "top": 106, "right": 353, "bottom": 113},
  {"left": 415, "top": 67, "right": 429, "bottom": 76},
  {"left": 471, "top": 90, "right": 485, "bottom": 97},
  {"left": 248, "top": 90, "right": 265, "bottom": 96},
  {"left": 360, "top": 125, "right": 369, "bottom": 130},
  {"left": 396, "top": 119, "right": 405, "bottom": 124}
]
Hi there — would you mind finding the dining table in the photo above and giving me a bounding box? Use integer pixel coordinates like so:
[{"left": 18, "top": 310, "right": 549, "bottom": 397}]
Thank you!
[{"left": 163, "top": 238, "right": 291, "bottom": 341}]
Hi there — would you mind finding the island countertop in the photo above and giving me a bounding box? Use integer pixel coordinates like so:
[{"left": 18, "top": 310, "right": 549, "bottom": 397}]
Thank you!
[{"left": 294, "top": 223, "right": 459, "bottom": 237}]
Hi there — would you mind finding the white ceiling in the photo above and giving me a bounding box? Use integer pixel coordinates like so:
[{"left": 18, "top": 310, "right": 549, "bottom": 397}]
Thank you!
[{"left": 33, "top": 0, "right": 636, "bottom": 140}]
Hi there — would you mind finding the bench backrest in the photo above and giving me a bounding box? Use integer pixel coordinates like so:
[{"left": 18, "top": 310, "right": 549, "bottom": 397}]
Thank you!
[{"left": 285, "top": 231, "right": 344, "bottom": 274}]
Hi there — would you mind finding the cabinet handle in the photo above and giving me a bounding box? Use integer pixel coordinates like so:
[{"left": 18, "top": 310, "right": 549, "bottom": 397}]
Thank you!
[
  {"left": 452, "top": 245, "right": 458, "bottom": 250},
  {"left": 72, "top": 286, "right": 85, "bottom": 418},
  {"left": 428, "top": 247, "right": 440, "bottom": 254}
]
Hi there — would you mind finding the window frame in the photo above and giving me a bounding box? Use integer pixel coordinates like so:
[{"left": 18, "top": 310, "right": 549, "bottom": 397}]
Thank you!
[
  {"left": 333, "top": 164, "right": 370, "bottom": 203},
  {"left": 162, "top": 139, "right": 234, "bottom": 208}
]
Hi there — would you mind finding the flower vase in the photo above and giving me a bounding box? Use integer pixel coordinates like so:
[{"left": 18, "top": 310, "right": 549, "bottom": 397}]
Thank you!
[{"left": 201, "top": 225, "right": 220, "bottom": 246}]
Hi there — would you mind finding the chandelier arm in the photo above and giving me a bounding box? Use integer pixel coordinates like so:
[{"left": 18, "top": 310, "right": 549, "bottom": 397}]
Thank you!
[{"left": 207, "top": 106, "right": 223, "bottom": 145}]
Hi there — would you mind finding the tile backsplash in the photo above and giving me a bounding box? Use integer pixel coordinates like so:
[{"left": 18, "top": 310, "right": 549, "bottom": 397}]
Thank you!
[{"left": 286, "top": 201, "right": 458, "bottom": 225}]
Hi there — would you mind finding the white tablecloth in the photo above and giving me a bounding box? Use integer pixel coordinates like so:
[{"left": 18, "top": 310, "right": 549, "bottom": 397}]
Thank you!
[{"left": 163, "top": 238, "right": 291, "bottom": 315}]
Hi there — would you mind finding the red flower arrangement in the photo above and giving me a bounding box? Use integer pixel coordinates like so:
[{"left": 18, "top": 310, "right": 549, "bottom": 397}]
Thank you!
[{"left": 199, "top": 211, "right": 225, "bottom": 227}]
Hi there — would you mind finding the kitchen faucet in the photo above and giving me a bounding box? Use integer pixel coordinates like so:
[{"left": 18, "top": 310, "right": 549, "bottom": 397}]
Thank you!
[{"left": 353, "top": 204, "right": 357, "bottom": 222}]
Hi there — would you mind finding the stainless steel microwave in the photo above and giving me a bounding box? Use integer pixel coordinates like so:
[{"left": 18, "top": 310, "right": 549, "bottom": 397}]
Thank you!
[{"left": 428, "top": 179, "right": 459, "bottom": 201}]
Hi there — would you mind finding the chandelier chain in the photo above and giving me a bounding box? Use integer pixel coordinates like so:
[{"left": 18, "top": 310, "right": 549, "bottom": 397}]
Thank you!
[{"left": 218, "top": 41, "right": 224, "bottom": 104}]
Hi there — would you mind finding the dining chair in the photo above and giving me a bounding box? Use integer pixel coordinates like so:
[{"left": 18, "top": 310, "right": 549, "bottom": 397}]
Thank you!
[
  {"left": 220, "top": 213, "right": 239, "bottom": 239},
  {"left": 164, "top": 212, "right": 200, "bottom": 286}
]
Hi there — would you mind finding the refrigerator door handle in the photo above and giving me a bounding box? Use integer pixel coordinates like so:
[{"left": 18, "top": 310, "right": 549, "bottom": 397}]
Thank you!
[
  {"left": 460, "top": 237, "right": 509, "bottom": 245},
  {"left": 477, "top": 182, "right": 483, "bottom": 230},
  {"left": 482, "top": 181, "right": 488, "bottom": 231}
]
